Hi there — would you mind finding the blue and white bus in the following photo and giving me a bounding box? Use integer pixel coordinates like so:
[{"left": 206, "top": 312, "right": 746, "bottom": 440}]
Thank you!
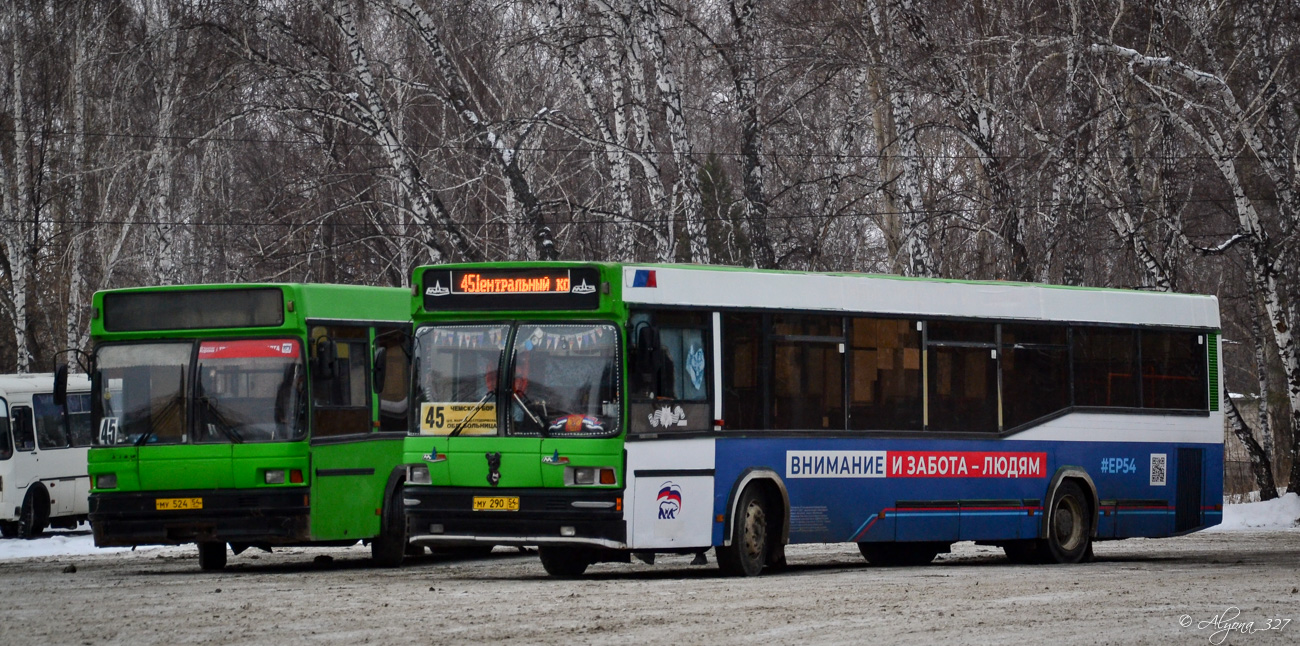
[{"left": 401, "top": 263, "right": 1221, "bottom": 576}]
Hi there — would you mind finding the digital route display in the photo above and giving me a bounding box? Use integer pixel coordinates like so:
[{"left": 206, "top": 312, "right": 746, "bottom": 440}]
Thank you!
[{"left": 422, "top": 267, "right": 602, "bottom": 311}]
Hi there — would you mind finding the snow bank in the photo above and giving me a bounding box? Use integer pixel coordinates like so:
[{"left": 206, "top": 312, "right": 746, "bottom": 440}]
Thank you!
[
  {"left": 1207, "top": 492, "right": 1300, "bottom": 532},
  {"left": 0, "top": 528, "right": 181, "bottom": 561}
]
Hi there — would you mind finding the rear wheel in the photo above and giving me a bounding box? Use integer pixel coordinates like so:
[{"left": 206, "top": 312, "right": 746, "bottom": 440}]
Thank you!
[
  {"left": 717, "top": 487, "right": 770, "bottom": 577},
  {"left": 858, "top": 542, "right": 942, "bottom": 566},
  {"left": 197, "top": 541, "right": 228, "bottom": 571},
  {"left": 538, "top": 546, "right": 592, "bottom": 578},
  {"left": 371, "top": 487, "right": 407, "bottom": 568},
  {"left": 1043, "top": 481, "right": 1092, "bottom": 564}
]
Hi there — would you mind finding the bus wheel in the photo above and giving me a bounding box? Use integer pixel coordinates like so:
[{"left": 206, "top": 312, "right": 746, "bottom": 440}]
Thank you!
[
  {"left": 858, "top": 542, "right": 941, "bottom": 566},
  {"left": 18, "top": 488, "right": 49, "bottom": 539},
  {"left": 371, "top": 488, "right": 407, "bottom": 568},
  {"left": 538, "top": 546, "right": 592, "bottom": 578},
  {"left": 1044, "top": 481, "right": 1091, "bottom": 564},
  {"left": 197, "top": 542, "right": 228, "bottom": 571},
  {"left": 717, "top": 487, "right": 770, "bottom": 577}
]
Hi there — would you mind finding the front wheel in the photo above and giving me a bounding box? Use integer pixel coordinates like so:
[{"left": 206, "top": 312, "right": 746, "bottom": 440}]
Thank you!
[
  {"left": 17, "top": 489, "right": 48, "bottom": 539},
  {"left": 197, "top": 541, "right": 228, "bottom": 571},
  {"left": 371, "top": 487, "right": 407, "bottom": 568},
  {"left": 717, "top": 487, "right": 770, "bottom": 577},
  {"left": 538, "top": 546, "right": 592, "bottom": 578},
  {"left": 1043, "top": 481, "right": 1092, "bottom": 564}
]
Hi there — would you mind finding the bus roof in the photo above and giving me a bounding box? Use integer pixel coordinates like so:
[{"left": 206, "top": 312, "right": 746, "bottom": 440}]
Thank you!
[
  {"left": 0, "top": 373, "right": 91, "bottom": 397},
  {"left": 411, "top": 262, "right": 1219, "bottom": 329}
]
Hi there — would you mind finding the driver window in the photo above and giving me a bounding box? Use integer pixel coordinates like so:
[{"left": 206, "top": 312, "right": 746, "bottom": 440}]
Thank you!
[{"left": 311, "top": 325, "right": 371, "bottom": 438}]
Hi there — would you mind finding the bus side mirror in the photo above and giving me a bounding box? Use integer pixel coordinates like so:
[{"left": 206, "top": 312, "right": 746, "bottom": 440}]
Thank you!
[
  {"left": 635, "top": 326, "right": 659, "bottom": 373},
  {"left": 313, "top": 338, "right": 336, "bottom": 380},
  {"left": 372, "top": 346, "right": 387, "bottom": 394},
  {"left": 54, "top": 365, "right": 68, "bottom": 407}
]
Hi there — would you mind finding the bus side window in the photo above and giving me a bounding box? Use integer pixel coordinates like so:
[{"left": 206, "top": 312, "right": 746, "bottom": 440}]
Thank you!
[
  {"left": 375, "top": 326, "right": 410, "bottom": 432},
  {"left": 12, "top": 406, "right": 36, "bottom": 452},
  {"left": 67, "top": 393, "right": 95, "bottom": 447},
  {"left": 311, "top": 325, "right": 371, "bottom": 437},
  {"left": 33, "top": 394, "right": 70, "bottom": 449},
  {"left": 0, "top": 400, "right": 10, "bottom": 460}
]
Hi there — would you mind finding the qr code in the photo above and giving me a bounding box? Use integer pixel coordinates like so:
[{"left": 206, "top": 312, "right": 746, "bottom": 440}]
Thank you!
[{"left": 1150, "top": 453, "right": 1167, "bottom": 486}]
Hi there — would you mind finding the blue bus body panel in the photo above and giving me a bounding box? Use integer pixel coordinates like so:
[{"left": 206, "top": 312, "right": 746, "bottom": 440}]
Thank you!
[{"left": 710, "top": 438, "right": 1223, "bottom": 546}]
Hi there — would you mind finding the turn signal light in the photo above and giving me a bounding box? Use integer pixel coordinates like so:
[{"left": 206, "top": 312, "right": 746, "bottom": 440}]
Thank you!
[
  {"left": 290, "top": 469, "right": 303, "bottom": 484},
  {"left": 599, "top": 468, "right": 616, "bottom": 485}
]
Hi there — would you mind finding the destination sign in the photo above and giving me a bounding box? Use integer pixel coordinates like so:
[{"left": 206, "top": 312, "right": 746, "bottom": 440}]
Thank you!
[{"left": 422, "top": 267, "right": 602, "bottom": 311}]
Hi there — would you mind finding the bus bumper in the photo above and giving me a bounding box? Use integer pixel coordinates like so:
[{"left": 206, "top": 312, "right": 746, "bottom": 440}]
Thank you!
[
  {"left": 89, "top": 490, "right": 311, "bottom": 547},
  {"left": 403, "top": 485, "right": 626, "bottom": 549}
]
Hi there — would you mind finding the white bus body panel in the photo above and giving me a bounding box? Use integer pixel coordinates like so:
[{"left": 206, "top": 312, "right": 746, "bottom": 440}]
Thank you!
[{"left": 624, "top": 438, "right": 716, "bottom": 550}]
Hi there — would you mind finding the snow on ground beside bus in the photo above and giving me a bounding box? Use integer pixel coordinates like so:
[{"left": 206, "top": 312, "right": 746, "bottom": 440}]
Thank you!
[
  {"left": 0, "top": 526, "right": 183, "bottom": 561},
  {"left": 1208, "top": 492, "right": 1300, "bottom": 532}
]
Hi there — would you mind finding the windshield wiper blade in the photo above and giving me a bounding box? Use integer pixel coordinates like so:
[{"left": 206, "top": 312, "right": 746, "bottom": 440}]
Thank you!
[
  {"left": 448, "top": 390, "right": 494, "bottom": 438},
  {"left": 512, "top": 392, "right": 547, "bottom": 437}
]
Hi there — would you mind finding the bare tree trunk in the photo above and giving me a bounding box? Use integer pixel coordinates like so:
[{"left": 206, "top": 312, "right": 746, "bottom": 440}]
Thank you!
[
  {"left": 1, "top": 1, "right": 35, "bottom": 372},
  {"left": 724, "top": 0, "right": 773, "bottom": 268},
  {"left": 1224, "top": 390, "right": 1280, "bottom": 501}
]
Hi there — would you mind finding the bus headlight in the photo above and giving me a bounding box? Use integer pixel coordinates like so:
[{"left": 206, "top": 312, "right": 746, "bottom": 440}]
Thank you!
[
  {"left": 408, "top": 464, "right": 432, "bottom": 485},
  {"left": 97, "top": 473, "right": 117, "bottom": 489},
  {"left": 264, "top": 470, "right": 286, "bottom": 484},
  {"left": 565, "top": 467, "right": 617, "bottom": 486}
]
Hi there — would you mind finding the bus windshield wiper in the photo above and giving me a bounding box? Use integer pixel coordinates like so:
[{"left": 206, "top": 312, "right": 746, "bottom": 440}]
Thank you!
[
  {"left": 512, "top": 391, "right": 547, "bottom": 437},
  {"left": 448, "top": 389, "right": 494, "bottom": 438},
  {"left": 196, "top": 365, "right": 243, "bottom": 443},
  {"left": 137, "top": 366, "right": 185, "bottom": 446}
]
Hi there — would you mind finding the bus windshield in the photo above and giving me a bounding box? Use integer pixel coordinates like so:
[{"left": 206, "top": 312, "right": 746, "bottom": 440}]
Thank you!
[
  {"left": 0, "top": 399, "right": 11, "bottom": 460},
  {"left": 413, "top": 324, "right": 508, "bottom": 436},
  {"left": 509, "top": 323, "right": 620, "bottom": 438},
  {"left": 195, "top": 339, "right": 305, "bottom": 443},
  {"left": 95, "top": 340, "right": 305, "bottom": 445},
  {"left": 412, "top": 322, "right": 621, "bottom": 437},
  {"left": 97, "top": 343, "right": 191, "bottom": 445}
]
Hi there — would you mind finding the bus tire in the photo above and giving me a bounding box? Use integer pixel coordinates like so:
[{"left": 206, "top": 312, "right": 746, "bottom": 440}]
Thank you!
[
  {"left": 18, "top": 487, "right": 49, "bottom": 539},
  {"left": 538, "top": 546, "right": 591, "bottom": 578},
  {"left": 371, "top": 487, "right": 407, "bottom": 568},
  {"left": 717, "top": 487, "right": 770, "bottom": 577},
  {"left": 1043, "top": 481, "right": 1091, "bottom": 564},
  {"left": 197, "top": 541, "right": 228, "bottom": 570},
  {"left": 858, "top": 542, "right": 941, "bottom": 566}
]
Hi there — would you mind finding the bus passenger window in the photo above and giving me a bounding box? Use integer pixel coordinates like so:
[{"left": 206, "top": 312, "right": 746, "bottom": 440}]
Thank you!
[
  {"left": 33, "top": 394, "right": 70, "bottom": 449},
  {"left": 1141, "top": 331, "right": 1207, "bottom": 410},
  {"left": 376, "top": 327, "right": 411, "bottom": 432},
  {"left": 722, "top": 313, "right": 762, "bottom": 431},
  {"left": 1073, "top": 328, "right": 1138, "bottom": 408},
  {"left": 848, "top": 318, "right": 922, "bottom": 431},
  {"left": 771, "top": 314, "right": 843, "bottom": 431},
  {"left": 311, "top": 326, "right": 371, "bottom": 437},
  {"left": 1001, "top": 325, "right": 1069, "bottom": 430},
  {"left": 926, "top": 321, "right": 997, "bottom": 433}
]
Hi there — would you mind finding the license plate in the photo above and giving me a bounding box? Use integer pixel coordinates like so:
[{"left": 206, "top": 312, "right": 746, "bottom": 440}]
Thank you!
[
  {"left": 472, "top": 496, "right": 519, "bottom": 511},
  {"left": 155, "top": 497, "right": 203, "bottom": 511}
]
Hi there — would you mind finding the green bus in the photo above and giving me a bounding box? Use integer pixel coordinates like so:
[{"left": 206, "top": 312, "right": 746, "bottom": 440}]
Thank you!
[
  {"left": 84, "top": 283, "right": 414, "bottom": 570},
  {"left": 399, "top": 262, "right": 1222, "bottom": 577}
]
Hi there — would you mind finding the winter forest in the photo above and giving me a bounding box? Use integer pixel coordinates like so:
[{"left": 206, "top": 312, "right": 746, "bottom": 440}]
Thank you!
[{"left": 1, "top": 0, "right": 1298, "bottom": 494}]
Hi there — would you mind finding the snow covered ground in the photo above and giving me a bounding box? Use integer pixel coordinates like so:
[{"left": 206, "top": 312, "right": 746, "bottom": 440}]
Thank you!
[
  {"left": 0, "top": 525, "right": 183, "bottom": 561},
  {"left": 1207, "top": 492, "right": 1300, "bottom": 532}
]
